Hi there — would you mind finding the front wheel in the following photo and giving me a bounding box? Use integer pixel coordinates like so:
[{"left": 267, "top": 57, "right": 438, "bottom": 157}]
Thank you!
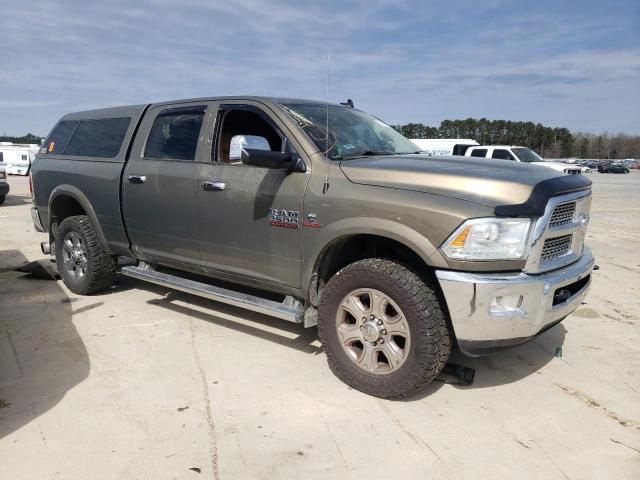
[
  {"left": 0, "top": 195, "right": 5, "bottom": 205},
  {"left": 318, "top": 258, "right": 451, "bottom": 399}
]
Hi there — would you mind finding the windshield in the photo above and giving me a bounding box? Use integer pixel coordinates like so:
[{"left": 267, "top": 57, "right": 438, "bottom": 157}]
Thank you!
[
  {"left": 511, "top": 147, "right": 543, "bottom": 163},
  {"left": 279, "top": 103, "right": 420, "bottom": 160}
]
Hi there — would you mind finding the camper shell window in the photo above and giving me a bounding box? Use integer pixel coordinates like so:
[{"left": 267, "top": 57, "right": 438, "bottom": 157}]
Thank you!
[
  {"left": 45, "top": 120, "right": 78, "bottom": 155},
  {"left": 45, "top": 117, "right": 131, "bottom": 158}
]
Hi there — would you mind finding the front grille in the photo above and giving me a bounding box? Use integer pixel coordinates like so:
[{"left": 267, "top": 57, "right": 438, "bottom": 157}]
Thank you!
[
  {"left": 549, "top": 202, "right": 576, "bottom": 227},
  {"left": 541, "top": 234, "right": 573, "bottom": 262},
  {"left": 564, "top": 168, "right": 581, "bottom": 175}
]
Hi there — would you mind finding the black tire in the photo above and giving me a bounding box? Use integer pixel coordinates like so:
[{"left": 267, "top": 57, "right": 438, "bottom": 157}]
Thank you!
[
  {"left": 0, "top": 195, "right": 5, "bottom": 205},
  {"left": 318, "top": 258, "right": 451, "bottom": 399},
  {"left": 55, "top": 215, "right": 116, "bottom": 295}
]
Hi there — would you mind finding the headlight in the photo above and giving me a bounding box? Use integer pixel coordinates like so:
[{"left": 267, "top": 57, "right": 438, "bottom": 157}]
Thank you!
[{"left": 441, "top": 218, "right": 532, "bottom": 261}]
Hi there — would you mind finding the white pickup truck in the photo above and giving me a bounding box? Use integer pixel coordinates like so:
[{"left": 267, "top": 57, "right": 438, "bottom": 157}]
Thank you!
[{"left": 464, "top": 145, "right": 582, "bottom": 175}]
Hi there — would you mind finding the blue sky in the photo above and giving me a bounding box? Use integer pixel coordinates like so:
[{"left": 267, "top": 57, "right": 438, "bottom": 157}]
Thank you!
[{"left": 1, "top": 0, "right": 639, "bottom": 136}]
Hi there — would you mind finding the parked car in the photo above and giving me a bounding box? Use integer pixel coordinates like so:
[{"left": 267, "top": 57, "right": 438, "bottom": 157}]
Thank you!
[
  {"left": 575, "top": 162, "right": 591, "bottom": 173},
  {"left": 0, "top": 166, "right": 9, "bottom": 205},
  {"left": 598, "top": 161, "right": 630, "bottom": 174},
  {"left": 584, "top": 160, "right": 599, "bottom": 170},
  {"left": 463, "top": 145, "right": 583, "bottom": 174},
  {"left": 31, "top": 97, "right": 595, "bottom": 398}
]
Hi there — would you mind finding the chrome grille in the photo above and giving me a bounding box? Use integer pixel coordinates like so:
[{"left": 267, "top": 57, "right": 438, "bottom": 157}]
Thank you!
[
  {"left": 549, "top": 202, "right": 576, "bottom": 227},
  {"left": 541, "top": 234, "right": 573, "bottom": 262}
]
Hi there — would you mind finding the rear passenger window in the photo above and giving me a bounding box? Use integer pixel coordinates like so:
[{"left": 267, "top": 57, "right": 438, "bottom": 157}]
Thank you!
[
  {"left": 45, "top": 120, "right": 79, "bottom": 155},
  {"left": 144, "top": 106, "right": 206, "bottom": 161},
  {"left": 470, "top": 149, "right": 487, "bottom": 157},
  {"left": 63, "top": 118, "right": 131, "bottom": 158},
  {"left": 492, "top": 149, "right": 516, "bottom": 160}
]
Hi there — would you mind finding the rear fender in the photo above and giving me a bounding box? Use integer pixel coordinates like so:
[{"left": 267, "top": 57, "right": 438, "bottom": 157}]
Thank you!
[{"left": 49, "top": 185, "right": 109, "bottom": 249}]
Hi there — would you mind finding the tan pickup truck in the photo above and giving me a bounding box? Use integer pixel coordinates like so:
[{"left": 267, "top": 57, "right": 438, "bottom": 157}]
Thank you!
[{"left": 31, "top": 96, "right": 594, "bottom": 398}]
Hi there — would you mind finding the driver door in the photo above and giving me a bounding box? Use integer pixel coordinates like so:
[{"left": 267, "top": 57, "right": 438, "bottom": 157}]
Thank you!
[{"left": 196, "top": 103, "right": 310, "bottom": 287}]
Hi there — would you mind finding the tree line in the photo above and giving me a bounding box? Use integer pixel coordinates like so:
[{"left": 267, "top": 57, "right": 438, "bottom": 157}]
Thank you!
[
  {"left": 392, "top": 119, "right": 640, "bottom": 159},
  {"left": 2, "top": 124, "right": 639, "bottom": 159},
  {"left": 0, "top": 133, "right": 42, "bottom": 145}
]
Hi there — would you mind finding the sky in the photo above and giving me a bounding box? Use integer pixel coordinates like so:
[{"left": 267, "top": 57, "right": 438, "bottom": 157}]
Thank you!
[{"left": 1, "top": 0, "right": 639, "bottom": 136}]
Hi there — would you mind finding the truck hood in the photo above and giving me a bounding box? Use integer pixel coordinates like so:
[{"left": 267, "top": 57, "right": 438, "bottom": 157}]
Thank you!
[{"left": 339, "top": 154, "right": 590, "bottom": 211}]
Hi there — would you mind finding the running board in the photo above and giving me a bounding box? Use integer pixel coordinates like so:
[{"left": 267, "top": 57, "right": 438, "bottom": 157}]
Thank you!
[{"left": 121, "top": 264, "right": 304, "bottom": 323}]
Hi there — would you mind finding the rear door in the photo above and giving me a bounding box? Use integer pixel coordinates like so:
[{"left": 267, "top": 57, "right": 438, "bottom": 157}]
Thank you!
[{"left": 123, "top": 101, "right": 212, "bottom": 267}]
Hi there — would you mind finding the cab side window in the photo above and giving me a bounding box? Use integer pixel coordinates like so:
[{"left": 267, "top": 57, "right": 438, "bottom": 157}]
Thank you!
[
  {"left": 145, "top": 106, "right": 206, "bottom": 161},
  {"left": 470, "top": 148, "right": 487, "bottom": 157},
  {"left": 491, "top": 149, "right": 516, "bottom": 160},
  {"left": 215, "top": 108, "right": 284, "bottom": 164}
]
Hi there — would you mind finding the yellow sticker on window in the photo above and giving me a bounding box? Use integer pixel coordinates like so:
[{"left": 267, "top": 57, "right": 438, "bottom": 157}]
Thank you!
[{"left": 48, "top": 142, "right": 55, "bottom": 152}]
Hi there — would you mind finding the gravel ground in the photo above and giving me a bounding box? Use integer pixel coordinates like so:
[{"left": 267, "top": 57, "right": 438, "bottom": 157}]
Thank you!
[{"left": 1, "top": 171, "right": 639, "bottom": 480}]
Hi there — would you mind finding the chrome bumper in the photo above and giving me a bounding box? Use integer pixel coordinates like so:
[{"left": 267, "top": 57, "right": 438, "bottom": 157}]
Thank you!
[
  {"left": 436, "top": 247, "right": 594, "bottom": 356},
  {"left": 31, "top": 207, "right": 45, "bottom": 232}
]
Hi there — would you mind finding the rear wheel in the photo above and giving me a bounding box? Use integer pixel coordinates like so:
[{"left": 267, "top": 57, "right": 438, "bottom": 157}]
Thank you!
[
  {"left": 55, "top": 215, "right": 116, "bottom": 295},
  {"left": 0, "top": 195, "right": 5, "bottom": 205},
  {"left": 318, "top": 258, "right": 451, "bottom": 399}
]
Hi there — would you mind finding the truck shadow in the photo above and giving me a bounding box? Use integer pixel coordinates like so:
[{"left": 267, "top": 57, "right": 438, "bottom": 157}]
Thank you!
[
  {"left": 0, "top": 250, "right": 90, "bottom": 438},
  {"left": 122, "top": 274, "right": 566, "bottom": 399},
  {"left": 117, "top": 277, "right": 323, "bottom": 355},
  {"left": 405, "top": 324, "right": 568, "bottom": 401}
]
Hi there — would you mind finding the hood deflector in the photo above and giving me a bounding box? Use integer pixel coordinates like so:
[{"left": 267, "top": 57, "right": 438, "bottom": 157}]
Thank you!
[{"left": 494, "top": 174, "right": 592, "bottom": 217}]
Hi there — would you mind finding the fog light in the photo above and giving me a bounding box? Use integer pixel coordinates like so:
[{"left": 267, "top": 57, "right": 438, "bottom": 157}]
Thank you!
[{"left": 489, "top": 295, "right": 525, "bottom": 316}]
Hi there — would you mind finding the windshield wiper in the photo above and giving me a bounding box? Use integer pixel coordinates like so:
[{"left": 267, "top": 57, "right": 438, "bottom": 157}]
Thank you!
[{"left": 340, "top": 150, "right": 394, "bottom": 159}]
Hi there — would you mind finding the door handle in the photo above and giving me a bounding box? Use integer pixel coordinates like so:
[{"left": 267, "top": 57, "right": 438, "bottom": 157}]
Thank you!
[
  {"left": 202, "top": 181, "right": 226, "bottom": 191},
  {"left": 128, "top": 175, "right": 147, "bottom": 184}
]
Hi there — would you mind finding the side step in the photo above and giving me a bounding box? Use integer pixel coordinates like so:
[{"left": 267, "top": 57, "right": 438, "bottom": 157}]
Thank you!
[{"left": 121, "top": 264, "right": 304, "bottom": 324}]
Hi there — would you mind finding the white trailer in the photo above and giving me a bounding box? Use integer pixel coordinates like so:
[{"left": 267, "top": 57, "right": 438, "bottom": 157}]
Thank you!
[
  {"left": 0, "top": 143, "right": 40, "bottom": 175},
  {"left": 410, "top": 138, "right": 479, "bottom": 156}
]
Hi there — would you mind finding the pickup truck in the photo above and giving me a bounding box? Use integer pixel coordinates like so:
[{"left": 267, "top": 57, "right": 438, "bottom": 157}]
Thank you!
[
  {"left": 464, "top": 145, "right": 583, "bottom": 175},
  {"left": 31, "top": 97, "right": 595, "bottom": 399}
]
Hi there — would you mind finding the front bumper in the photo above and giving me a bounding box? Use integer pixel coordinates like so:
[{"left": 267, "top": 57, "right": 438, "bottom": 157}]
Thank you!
[
  {"left": 0, "top": 182, "right": 9, "bottom": 196},
  {"left": 436, "top": 247, "right": 594, "bottom": 356}
]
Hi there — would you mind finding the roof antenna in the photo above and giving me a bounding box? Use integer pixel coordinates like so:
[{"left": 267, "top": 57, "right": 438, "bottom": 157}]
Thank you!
[
  {"left": 323, "top": 54, "right": 331, "bottom": 194},
  {"left": 340, "top": 99, "right": 354, "bottom": 108}
]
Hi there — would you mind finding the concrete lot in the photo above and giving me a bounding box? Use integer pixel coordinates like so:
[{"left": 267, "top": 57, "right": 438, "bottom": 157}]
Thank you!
[{"left": 1, "top": 171, "right": 639, "bottom": 480}]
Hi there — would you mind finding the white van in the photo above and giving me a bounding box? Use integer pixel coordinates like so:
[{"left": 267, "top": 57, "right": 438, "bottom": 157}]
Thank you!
[
  {"left": 0, "top": 143, "right": 39, "bottom": 175},
  {"left": 410, "top": 138, "right": 479, "bottom": 156},
  {"left": 464, "top": 145, "right": 582, "bottom": 175}
]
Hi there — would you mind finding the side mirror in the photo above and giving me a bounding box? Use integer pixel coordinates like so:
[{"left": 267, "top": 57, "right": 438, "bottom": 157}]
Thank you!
[
  {"left": 241, "top": 148, "right": 306, "bottom": 172},
  {"left": 229, "top": 134, "right": 270, "bottom": 162}
]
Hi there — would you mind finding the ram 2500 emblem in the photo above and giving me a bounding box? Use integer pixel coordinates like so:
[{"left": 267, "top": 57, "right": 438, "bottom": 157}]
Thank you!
[{"left": 269, "top": 209, "right": 300, "bottom": 229}]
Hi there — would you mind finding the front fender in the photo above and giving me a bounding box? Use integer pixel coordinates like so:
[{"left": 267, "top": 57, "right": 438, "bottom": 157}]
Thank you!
[{"left": 301, "top": 216, "right": 448, "bottom": 289}]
